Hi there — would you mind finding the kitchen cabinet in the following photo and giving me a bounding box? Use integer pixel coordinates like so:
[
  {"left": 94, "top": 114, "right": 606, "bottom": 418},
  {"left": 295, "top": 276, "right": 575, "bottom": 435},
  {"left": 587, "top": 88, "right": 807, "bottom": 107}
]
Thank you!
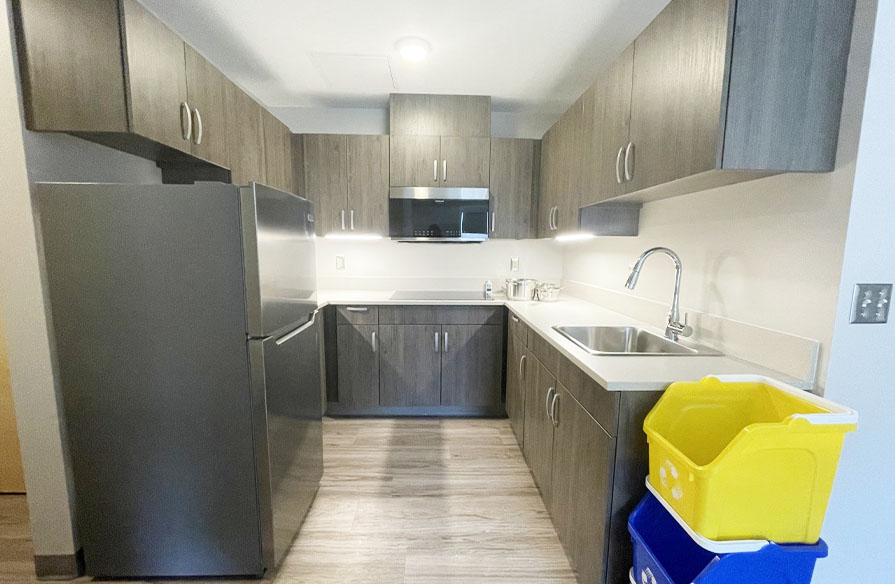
[
  {"left": 389, "top": 94, "right": 491, "bottom": 138},
  {"left": 390, "top": 136, "right": 489, "bottom": 188},
  {"left": 184, "top": 45, "right": 230, "bottom": 167},
  {"left": 262, "top": 109, "right": 293, "bottom": 193},
  {"left": 299, "top": 134, "right": 389, "bottom": 236},
  {"left": 224, "top": 81, "right": 266, "bottom": 185},
  {"left": 488, "top": 138, "right": 539, "bottom": 239},
  {"left": 505, "top": 331, "right": 525, "bottom": 446},
  {"left": 379, "top": 325, "right": 442, "bottom": 407},
  {"left": 522, "top": 357, "right": 557, "bottom": 509},
  {"left": 440, "top": 324, "right": 503, "bottom": 407},
  {"left": 335, "top": 323, "right": 379, "bottom": 407},
  {"left": 538, "top": 98, "right": 583, "bottom": 236}
]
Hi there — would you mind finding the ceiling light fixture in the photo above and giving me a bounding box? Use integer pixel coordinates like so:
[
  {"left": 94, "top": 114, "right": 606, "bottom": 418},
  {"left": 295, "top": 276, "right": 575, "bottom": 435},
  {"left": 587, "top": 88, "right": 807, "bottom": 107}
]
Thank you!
[{"left": 396, "top": 37, "right": 431, "bottom": 63}]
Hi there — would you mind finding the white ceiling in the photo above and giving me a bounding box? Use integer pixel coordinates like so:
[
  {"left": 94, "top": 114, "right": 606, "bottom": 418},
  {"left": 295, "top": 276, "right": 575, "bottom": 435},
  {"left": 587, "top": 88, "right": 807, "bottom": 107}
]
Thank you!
[{"left": 138, "top": 0, "right": 669, "bottom": 124}]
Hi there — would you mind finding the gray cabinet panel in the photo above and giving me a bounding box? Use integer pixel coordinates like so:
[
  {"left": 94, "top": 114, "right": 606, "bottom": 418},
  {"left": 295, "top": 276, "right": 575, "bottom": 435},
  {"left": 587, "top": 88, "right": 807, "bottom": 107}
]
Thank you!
[
  {"left": 262, "top": 110, "right": 293, "bottom": 193},
  {"left": 523, "top": 358, "right": 556, "bottom": 507},
  {"left": 225, "top": 81, "right": 266, "bottom": 185},
  {"left": 184, "top": 44, "right": 229, "bottom": 167},
  {"left": 505, "top": 332, "right": 526, "bottom": 447},
  {"left": 379, "top": 325, "right": 442, "bottom": 407},
  {"left": 440, "top": 136, "right": 490, "bottom": 188},
  {"left": 335, "top": 305, "right": 378, "bottom": 325},
  {"left": 389, "top": 135, "right": 441, "bottom": 187},
  {"left": 557, "top": 355, "right": 619, "bottom": 436},
  {"left": 302, "top": 134, "right": 348, "bottom": 235},
  {"left": 378, "top": 305, "right": 502, "bottom": 326},
  {"left": 440, "top": 325, "right": 502, "bottom": 407},
  {"left": 489, "top": 138, "right": 537, "bottom": 239},
  {"left": 336, "top": 324, "right": 379, "bottom": 407},
  {"left": 347, "top": 135, "right": 389, "bottom": 235},
  {"left": 389, "top": 94, "right": 491, "bottom": 137}
]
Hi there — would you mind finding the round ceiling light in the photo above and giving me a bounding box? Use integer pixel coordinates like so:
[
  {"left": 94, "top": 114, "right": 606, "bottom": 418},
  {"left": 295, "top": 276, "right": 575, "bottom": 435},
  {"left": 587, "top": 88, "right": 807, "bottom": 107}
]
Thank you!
[{"left": 396, "top": 37, "right": 431, "bottom": 63}]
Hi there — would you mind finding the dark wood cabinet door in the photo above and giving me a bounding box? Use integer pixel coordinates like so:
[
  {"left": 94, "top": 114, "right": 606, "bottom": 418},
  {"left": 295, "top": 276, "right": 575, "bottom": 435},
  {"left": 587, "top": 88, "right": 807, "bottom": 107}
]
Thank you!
[
  {"left": 627, "top": 0, "right": 731, "bottom": 192},
  {"left": 489, "top": 138, "right": 536, "bottom": 239},
  {"left": 555, "top": 98, "right": 584, "bottom": 232},
  {"left": 262, "top": 110, "right": 293, "bottom": 193},
  {"left": 336, "top": 324, "right": 379, "bottom": 407},
  {"left": 379, "top": 325, "right": 441, "bottom": 407},
  {"left": 303, "top": 134, "right": 348, "bottom": 235},
  {"left": 551, "top": 387, "right": 616, "bottom": 584},
  {"left": 505, "top": 331, "right": 526, "bottom": 447},
  {"left": 389, "top": 136, "right": 441, "bottom": 187},
  {"left": 522, "top": 358, "right": 556, "bottom": 505},
  {"left": 347, "top": 135, "right": 389, "bottom": 235},
  {"left": 184, "top": 45, "right": 229, "bottom": 167},
  {"left": 440, "top": 137, "right": 490, "bottom": 188},
  {"left": 120, "top": 0, "right": 189, "bottom": 153},
  {"left": 224, "top": 81, "right": 265, "bottom": 185},
  {"left": 538, "top": 130, "right": 559, "bottom": 238},
  {"left": 440, "top": 324, "right": 502, "bottom": 407}
]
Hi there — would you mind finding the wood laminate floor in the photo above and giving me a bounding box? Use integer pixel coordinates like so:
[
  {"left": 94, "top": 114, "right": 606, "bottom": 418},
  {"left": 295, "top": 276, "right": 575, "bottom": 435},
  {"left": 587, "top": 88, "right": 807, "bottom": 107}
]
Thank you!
[{"left": 0, "top": 418, "right": 577, "bottom": 583}]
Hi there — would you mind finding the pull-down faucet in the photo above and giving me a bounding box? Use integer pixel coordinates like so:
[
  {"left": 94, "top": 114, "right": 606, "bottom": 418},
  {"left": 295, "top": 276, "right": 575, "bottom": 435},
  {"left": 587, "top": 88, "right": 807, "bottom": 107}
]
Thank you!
[{"left": 625, "top": 247, "right": 693, "bottom": 341}]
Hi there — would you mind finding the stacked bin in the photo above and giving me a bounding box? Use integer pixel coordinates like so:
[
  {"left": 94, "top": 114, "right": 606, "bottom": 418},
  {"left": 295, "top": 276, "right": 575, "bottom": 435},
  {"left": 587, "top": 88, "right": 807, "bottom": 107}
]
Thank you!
[{"left": 629, "top": 375, "right": 858, "bottom": 584}]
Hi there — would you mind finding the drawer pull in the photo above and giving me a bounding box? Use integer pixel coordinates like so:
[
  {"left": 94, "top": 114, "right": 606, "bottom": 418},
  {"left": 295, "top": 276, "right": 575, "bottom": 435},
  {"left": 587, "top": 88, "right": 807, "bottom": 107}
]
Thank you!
[{"left": 345, "top": 306, "right": 369, "bottom": 312}]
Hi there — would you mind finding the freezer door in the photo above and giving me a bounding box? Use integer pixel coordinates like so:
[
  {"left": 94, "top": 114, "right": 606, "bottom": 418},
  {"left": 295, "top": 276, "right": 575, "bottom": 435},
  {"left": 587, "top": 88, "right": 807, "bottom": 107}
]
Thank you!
[
  {"left": 34, "top": 182, "right": 263, "bottom": 577},
  {"left": 241, "top": 183, "right": 318, "bottom": 337},
  {"left": 249, "top": 311, "right": 323, "bottom": 568}
]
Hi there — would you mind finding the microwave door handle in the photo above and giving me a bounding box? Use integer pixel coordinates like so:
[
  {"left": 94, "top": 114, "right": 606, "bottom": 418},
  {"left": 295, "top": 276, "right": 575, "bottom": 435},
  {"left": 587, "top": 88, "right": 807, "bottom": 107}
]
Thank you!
[{"left": 459, "top": 211, "right": 465, "bottom": 237}]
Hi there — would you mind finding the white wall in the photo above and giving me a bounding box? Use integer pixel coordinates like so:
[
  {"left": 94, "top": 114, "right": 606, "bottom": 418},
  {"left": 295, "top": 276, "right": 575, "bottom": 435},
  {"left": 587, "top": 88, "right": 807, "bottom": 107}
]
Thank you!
[
  {"left": 561, "top": 2, "right": 876, "bottom": 390},
  {"left": 316, "top": 238, "right": 562, "bottom": 292},
  {"left": 815, "top": 1, "right": 894, "bottom": 579}
]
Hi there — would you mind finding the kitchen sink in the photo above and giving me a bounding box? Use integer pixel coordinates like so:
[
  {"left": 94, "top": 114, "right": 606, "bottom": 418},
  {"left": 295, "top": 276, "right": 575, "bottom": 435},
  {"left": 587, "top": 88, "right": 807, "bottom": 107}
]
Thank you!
[{"left": 553, "top": 325, "right": 722, "bottom": 356}]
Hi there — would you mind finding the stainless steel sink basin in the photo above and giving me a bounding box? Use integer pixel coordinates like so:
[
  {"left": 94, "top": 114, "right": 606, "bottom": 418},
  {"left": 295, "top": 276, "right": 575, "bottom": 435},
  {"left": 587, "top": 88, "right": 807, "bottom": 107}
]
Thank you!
[{"left": 553, "top": 325, "right": 722, "bottom": 356}]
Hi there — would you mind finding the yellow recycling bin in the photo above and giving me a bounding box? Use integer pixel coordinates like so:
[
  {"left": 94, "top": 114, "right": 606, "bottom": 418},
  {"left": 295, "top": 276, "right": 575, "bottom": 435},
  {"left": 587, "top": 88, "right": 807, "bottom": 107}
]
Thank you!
[{"left": 644, "top": 375, "right": 858, "bottom": 544}]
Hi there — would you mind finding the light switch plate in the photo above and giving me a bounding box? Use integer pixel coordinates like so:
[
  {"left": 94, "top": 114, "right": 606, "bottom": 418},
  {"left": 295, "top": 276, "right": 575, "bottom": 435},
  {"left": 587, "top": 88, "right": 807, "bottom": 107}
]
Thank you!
[
  {"left": 510, "top": 257, "right": 519, "bottom": 272},
  {"left": 850, "top": 283, "right": 892, "bottom": 324},
  {"left": 335, "top": 255, "right": 345, "bottom": 270}
]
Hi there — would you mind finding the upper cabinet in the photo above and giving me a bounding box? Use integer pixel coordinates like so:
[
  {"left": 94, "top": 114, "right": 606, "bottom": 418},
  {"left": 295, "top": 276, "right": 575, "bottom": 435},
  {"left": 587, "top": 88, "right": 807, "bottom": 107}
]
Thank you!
[
  {"left": 489, "top": 138, "right": 539, "bottom": 239},
  {"left": 542, "top": 0, "right": 856, "bottom": 209},
  {"left": 184, "top": 44, "right": 230, "bottom": 168},
  {"left": 224, "top": 80, "right": 266, "bottom": 186},
  {"left": 261, "top": 109, "right": 293, "bottom": 193},
  {"left": 539, "top": 97, "right": 585, "bottom": 236},
  {"left": 389, "top": 94, "right": 491, "bottom": 137}
]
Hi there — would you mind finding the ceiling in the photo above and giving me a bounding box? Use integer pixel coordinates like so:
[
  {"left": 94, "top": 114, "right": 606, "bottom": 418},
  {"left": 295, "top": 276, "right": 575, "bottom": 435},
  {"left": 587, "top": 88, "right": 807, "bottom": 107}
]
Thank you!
[{"left": 138, "top": 0, "right": 670, "bottom": 121}]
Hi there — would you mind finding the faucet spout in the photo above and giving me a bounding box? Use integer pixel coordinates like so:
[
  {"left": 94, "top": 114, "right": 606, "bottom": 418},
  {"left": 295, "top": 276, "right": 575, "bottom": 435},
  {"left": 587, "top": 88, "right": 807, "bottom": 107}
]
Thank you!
[{"left": 623, "top": 247, "right": 691, "bottom": 341}]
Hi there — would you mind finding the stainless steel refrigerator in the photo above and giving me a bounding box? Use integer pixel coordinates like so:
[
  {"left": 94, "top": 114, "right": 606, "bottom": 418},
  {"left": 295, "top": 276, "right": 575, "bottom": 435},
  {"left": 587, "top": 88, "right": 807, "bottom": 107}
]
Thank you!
[{"left": 34, "top": 182, "right": 323, "bottom": 577}]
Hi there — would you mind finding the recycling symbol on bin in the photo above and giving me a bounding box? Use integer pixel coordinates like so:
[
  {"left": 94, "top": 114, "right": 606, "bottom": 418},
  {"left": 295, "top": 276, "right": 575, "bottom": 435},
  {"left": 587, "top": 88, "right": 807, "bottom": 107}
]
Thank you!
[
  {"left": 641, "top": 567, "right": 658, "bottom": 584},
  {"left": 658, "top": 459, "right": 684, "bottom": 501}
]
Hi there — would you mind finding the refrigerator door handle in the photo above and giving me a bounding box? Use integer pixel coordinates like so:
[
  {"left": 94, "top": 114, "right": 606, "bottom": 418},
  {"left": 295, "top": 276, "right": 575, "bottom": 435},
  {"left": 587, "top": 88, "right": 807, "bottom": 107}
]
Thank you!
[{"left": 275, "top": 310, "right": 318, "bottom": 346}]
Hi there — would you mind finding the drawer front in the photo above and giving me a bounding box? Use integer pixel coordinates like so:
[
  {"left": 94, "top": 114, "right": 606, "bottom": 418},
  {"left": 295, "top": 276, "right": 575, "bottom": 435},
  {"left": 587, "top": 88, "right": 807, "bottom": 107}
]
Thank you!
[
  {"left": 507, "top": 311, "right": 529, "bottom": 346},
  {"left": 528, "top": 328, "right": 560, "bottom": 375},
  {"left": 379, "top": 305, "right": 503, "bottom": 325},
  {"left": 335, "top": 305, "right": 379, "bottom": 325},
  {"left": 557, "top": 355, "right": 619, "bottom": 436}
]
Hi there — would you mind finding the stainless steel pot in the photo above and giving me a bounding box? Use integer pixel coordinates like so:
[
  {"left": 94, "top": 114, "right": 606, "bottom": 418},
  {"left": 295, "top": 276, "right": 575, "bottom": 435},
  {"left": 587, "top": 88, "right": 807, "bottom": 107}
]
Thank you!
[
  {"left": 534, "top": 283, "right": 561, "bottom": 302},
  {"left": 505, "top": 278, "right": 538, "bottom": 301}
]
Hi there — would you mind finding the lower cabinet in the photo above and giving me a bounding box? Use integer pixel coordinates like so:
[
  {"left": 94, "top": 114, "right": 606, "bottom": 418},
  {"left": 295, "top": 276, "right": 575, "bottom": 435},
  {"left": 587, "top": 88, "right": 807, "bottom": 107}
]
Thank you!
[
  {"left": 379, "top": 324, "right": 442, "bottom": 406},
  {"left": 523, "top": 358, "right": 557, "bottom": 507},
  {"left": 505, "top": 331, "right": 526, "bottom": 446},
  {"left": 441, "top": 324, "right": 503, "bottom": 406},
  {"left": 335, "top": 323, "right": 379, "bottom": 407}
]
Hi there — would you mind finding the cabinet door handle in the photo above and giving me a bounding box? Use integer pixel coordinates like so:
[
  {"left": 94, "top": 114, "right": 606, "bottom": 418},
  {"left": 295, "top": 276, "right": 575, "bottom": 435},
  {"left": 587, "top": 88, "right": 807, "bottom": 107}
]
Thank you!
[
  {"left": 433, "top": 159, "right": 438, "bottom": 182},
  {"left": 519, "top": 354, "right": 526, "bottom": 381},
  {"left": 545, "top": 386, "right": 555, "bottom": 421},
  {"left": 345, "top": 306, "right": 368, "bottom": 312},
  {"left": 341, "top": 209, "right": 346, "bottom": 230},
  {"left": 511, "top": 314, "right": 519, "bottom": 323},
  {"left": 180, "top": 101, "right": 192, "bottom": 141},
  {"left": 435, "top": 331, "right": 440, "bottom": 353},
  {"left": 550, "top": 393, "right": 560, "bottom": 427},
  {"left": 350, "top": 209, "right": 355, "bottom": 231},
  {"left": 372, "top": 331, "right": 377, "bottom": 353},
  {"left": 443, "top": 331, "right": 449, "bottom": 352},
  {"left": 192, "top": 107, "right": 203, "bottom": 145},
  {"left": 442, "top": 159, "right": 447, "bottom": 182},
  {"left": 615, "top": 145, "right": 625, "bottom": 184},
  {"left": 491, "top": 211, "right": 496, "bottom": 234},
  {"left": 624, "top": 142, "right": 634, "bottom": 182}
]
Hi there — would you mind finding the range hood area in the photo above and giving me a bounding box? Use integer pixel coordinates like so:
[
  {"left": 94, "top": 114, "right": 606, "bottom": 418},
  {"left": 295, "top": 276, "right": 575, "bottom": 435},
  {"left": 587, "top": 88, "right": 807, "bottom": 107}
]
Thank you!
[{"left": 388, "top": 187, "right": 491, "bottom": 242}]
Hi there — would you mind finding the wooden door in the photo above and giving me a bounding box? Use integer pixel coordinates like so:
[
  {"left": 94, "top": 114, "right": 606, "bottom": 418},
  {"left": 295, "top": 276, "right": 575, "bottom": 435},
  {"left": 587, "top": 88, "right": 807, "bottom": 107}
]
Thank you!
[
  {"left": 224, "top": 81, "right": 266, "bottom": 185},
  {"left": 538, "top": 129, "right": 559, "bottom": 238},
  {"left": 581, "top": 44, "right": 635, "bottom": 206},
  {"left": 184, "top": 45, "right": 229, "bottom": 167},
  {"left": 489, "top": 138, "right": 535, "bottom": 239},
  {"left": 554, "top": 99, "right": 584, "bottom": 232},
  {"left": 551, "top": 388, "right": 616, "bottom": 584},
  {"left": 336, "top": 324, "right": 379, "bottom": 407},
  {"left": 379, "top": 325, "right": 441, "bottom": 407},
  {"left": 347, "top": 135, "right": 389, "bottom": 235},
  {"left": 440, "top": 324, "right": 502, "bottom": 407},
  {"left": 120, "top": 0, "right": 189, "bottom": 152},
  {"left": 0, "top": 319, "right": 25, "bottom": 493},
  {"left": 627, "top": 0, "right": 731, "bottom": 192},
  {"left": 439, "top": 137, "right": 490, "bottom": 188},
  {"left": 303, "top": 134, "right": 348, "bottom": 235},
  {"left": 505, "top": 332, "right": 526, "bottom": 447},
  {"left": 262, "top": 110, "right": 293, "bottom": 192},
  {"left": 389, "top": 135, "right": 441, "bottom": 187},
  {"left": 522, "top": 358, "right": 556, "bottom": 505}
]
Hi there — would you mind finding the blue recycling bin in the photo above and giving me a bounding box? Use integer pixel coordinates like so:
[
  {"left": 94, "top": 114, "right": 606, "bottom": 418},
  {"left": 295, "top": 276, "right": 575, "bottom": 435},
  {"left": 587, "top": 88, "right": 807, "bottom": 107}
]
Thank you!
[{"left": 628, "top": 493, "right": 828, "bottom": 584}]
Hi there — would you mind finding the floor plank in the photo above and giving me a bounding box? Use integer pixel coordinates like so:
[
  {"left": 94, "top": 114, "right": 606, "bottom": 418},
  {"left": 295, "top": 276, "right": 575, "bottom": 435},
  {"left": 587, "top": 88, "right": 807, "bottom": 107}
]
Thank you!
[{"left": 0, "top": 418, "right": 576, "bottom": 583}]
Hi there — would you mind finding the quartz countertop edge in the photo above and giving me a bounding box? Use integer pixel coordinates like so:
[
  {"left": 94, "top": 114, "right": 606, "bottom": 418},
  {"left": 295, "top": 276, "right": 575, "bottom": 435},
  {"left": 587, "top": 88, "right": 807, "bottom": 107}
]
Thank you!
[{"left": 316, "top": 291, "right": 809, "bottom": 392}]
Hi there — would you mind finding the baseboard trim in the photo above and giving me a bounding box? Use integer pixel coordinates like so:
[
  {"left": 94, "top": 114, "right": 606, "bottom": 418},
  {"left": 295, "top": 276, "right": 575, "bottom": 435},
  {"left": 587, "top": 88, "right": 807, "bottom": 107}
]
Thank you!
[
  {"left": 325, "top": 404, "right": 507, "bottom": 418},
  {"left": 34, "top": 549, "right": 84, "bottom": 580}
]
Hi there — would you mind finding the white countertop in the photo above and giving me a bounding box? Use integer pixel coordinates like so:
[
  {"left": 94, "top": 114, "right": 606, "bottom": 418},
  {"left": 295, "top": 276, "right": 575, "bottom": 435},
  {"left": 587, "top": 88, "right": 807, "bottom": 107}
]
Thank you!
[{"left": 316, "top": 290, "right": 807, "bottom": 392}]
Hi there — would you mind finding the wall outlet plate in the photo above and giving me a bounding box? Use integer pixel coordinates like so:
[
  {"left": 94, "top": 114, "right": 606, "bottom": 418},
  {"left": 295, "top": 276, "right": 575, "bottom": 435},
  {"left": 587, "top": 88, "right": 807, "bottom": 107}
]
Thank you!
[
  {"left": 335, "top": 255, "right": 345, "bottom": 270},
  {"left": 510, "top": 257, "right": 519, "bottom": 272},
  {"left": 850, "top": 283, "right": 892, "bottom": 324}
]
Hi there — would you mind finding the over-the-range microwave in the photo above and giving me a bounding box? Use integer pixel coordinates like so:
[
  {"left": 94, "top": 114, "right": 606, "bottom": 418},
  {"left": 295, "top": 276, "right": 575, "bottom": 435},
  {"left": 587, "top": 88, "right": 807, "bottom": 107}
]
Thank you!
[{"left": 388, "top": 187, "right": 490, "bottom": 243}]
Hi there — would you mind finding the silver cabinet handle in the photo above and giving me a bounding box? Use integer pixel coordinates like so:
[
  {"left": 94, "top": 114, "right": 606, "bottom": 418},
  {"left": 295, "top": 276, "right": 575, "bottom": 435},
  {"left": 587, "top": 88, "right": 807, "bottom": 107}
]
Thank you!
[
  {"left": 442, "top": 159, "right": 447, "bottom": 182},
  {"left": 550, "top": 393, "right": 560, "bottom": 427},
  {"left": 372, "top": 331, "right": 377, "bottom": 353},
  {"left": 443, "top": 331, "right": 449, "bottom": 352},
  {"left": 519, "top": 354, "right": 526, "bottom": 381},
  {"left": 624, "top": 142, "right": 634, "bottom": 182},
  {"left": 545, "top": 386, "right": 555, "bottom": 420},
  {"left": 192, "top": 107, "right": 203, "bottom": 145},
  {"left": 350, "top": 209, "right": 355, "bottom": 231},
  {"left": 345, "top": 306, "right": 368, "bottom": 312},
  {"left": 491, "top": 211, "right": 496, "bottom": 234},
  {"left": 616, "top": 145, "right": 625, "bottom": 184},
  {"left": 180, "top": 101, "right": 192, "bottom": 141},
  {"left": 435, "top": 331, "right": 440, "bottom": 352},
  {"left": 341, "top": 209, "right": 346, "bottom": 230},
  {"left": 433, "top": 159, "right": 438, "bottom": 182},
  {"left": 511, "top": 314, "right": 519, "bottom": 323}
]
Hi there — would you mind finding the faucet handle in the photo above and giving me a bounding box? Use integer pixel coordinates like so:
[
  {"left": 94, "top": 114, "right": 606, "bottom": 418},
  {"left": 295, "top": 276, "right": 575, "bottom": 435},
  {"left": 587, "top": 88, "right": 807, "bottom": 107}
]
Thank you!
[{"left": 680, "top": 313, "right": 693, "bottom": 337}]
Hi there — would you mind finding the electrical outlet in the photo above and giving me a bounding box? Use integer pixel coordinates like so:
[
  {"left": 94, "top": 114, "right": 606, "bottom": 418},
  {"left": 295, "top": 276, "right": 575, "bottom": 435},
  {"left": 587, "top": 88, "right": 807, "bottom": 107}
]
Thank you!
[
  {"left": 510, "top": 257, "right": 519, "bottom": 272},
  {"left": 850, "top": 283, "right": 892, "bottom": 324},
  {"left": 335, "top": 255, "right": 345, "bottom": 270}
]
